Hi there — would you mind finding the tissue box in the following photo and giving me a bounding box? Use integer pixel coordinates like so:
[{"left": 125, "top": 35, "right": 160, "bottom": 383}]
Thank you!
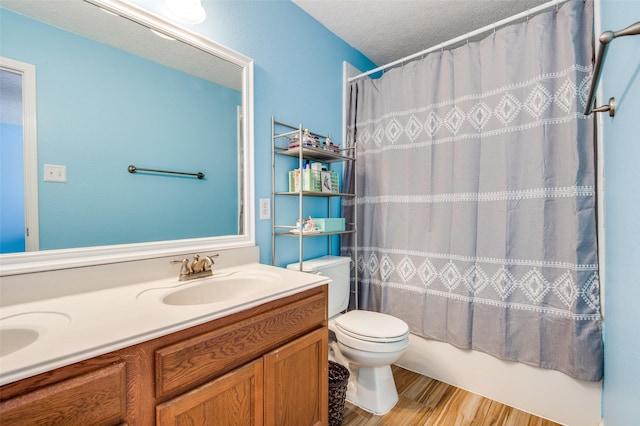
[{"left": 314, "top": 218, "right": 345, "bottom": 232}]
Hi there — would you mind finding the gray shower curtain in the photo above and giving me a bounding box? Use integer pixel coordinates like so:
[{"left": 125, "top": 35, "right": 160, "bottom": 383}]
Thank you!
[{"left": 342, "top": 0, "right": 603, "bottom": 381}]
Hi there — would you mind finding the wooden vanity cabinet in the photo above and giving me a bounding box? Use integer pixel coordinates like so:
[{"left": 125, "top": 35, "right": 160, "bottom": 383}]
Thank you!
[
  {"left": 157, "top": 328, "right": 327, "bottom": 426},
  {"left": 0, "top": 285, "right": 328, "bottom": 426}
]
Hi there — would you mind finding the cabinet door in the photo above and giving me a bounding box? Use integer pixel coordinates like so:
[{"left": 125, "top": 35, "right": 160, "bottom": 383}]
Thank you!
[
  {"left": 156, "top": 359, "right": 264, "bottom": 426},
  {"left": 0, "top": 363, "right": 127, "bottom": 426},
  {"left": 263, "top": 328, "right": 328, "bottom": 426}
]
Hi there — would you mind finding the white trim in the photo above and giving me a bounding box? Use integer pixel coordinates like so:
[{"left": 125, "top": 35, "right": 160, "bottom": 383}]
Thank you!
[
  {"left": 0, "top": 56, "right": 39, "bottom": 252},
  {"left": 237, "top": 104, "right": 244, "bottom": 234},
  {"left": 0, "top": 0, "right": 255, "bottom": 276},
  {"left": 594, "top": 0, "right": 606, "bottom": 320}
]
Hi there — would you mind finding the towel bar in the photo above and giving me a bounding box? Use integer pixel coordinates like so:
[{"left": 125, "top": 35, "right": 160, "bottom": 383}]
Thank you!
[
  {"left": 128, "top": 165, "right": 205, "bottom": 179},
  {"left": 584, "top": 21, "right": 640, "bottom": 117}
]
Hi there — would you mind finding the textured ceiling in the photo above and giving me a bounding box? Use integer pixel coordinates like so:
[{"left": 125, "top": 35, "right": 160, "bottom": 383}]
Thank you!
[{"left": 293, "top": 0, "right": 549, "bottom": 66}]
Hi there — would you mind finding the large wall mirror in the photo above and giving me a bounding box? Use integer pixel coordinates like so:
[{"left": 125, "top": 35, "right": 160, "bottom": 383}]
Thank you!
[{"left": 0, "top": 0, "right": 254, "bottom": 275}]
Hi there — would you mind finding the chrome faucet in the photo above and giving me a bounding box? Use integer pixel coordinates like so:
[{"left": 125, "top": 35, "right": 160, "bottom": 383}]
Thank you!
[{"left": 171, "top": 253, "right": 219, "bottom": 281}]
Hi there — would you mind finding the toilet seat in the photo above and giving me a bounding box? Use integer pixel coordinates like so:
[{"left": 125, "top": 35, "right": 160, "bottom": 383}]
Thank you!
[
  {"left": 335, "top": 310, "right": 409, "bottom": 342},
  {"left": 334, "top": 310, "right": 409, "bottom": 345}
]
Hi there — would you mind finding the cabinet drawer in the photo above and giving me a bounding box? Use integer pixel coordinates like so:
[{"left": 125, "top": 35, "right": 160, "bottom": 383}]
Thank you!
[
  {"left": 156, "top": 292, "right": 326, "bottom": 399},
  {"left": 0, "top": 363, "right": 126, "bottom": 426}
]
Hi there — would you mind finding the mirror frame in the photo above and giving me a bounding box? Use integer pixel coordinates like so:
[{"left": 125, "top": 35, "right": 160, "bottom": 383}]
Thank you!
[{"left": 0, "top": 0, "right": 255, "bottom": 276}]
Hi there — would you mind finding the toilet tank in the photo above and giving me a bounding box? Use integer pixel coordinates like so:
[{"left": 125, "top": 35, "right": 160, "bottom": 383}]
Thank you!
[{"left": 287, "top": 255, "right": 351, "bottom": 317}]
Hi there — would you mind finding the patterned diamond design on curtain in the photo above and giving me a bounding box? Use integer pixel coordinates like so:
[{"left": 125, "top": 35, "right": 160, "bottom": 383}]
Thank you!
[
  {"left": 357, "top": 253, "right": 367, "bottom": 276},
  {"left": 397, "top": 256, "right": 418, "bottom": 283},
  {"left": 444, "top": 107, "right": 465, "bottom": 134},
  {"left": 440, "top": 262, "right": 461, "bottom": 291},
  {"left": 405, "top": 115, "right": 424, "bottom": 140},
  {"left": 494, "top": 92, "right": 521, "bottom": 125},
  {"left": 367, "top": 252, "right": 379, "bottom": 275},
  {"left": 468, "top": 102, "right": 493, "bottom": 130},
  {"left": 358, "top": 127, "right": 371, "bottom": 146},
  {"left": 380, "top": 254, "right": 395, "bottom": 280},
  {"left": 581, "top": 273, "right": 601, "bottom": 310},
  {"left": 425, "top": 112, "right": 442, "bottom": 136},
  {"left": 524, "top": 84, "right": 553, "bottom": 118},
  {"left": 555, "top": 78, "right": 577, "bottom": 113},
  {"left": 554, "top": 272, "right": 579, "bottom": 307},
  {"left": 520, "top": 268, "right": 551, "bottom": 302},
  {"left": 418, "top": 259, "right": 438, "bottom": 288},
  {"left": 386, "top": 118, "right": 403, "bottom": 143},
  {"left": 491, "top": 268, "right": 519, "bottom": 300},
  {"left": 463, "top": 264, "right": 491, "bottom": 294},
  {"left": 578, "top": 75, "right": 592, "bottom": 108}
]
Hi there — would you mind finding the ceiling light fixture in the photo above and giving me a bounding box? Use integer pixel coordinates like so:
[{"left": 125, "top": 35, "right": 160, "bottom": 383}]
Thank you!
[{"left": 164, "top": 0, "right": 206, "bottom": 24}]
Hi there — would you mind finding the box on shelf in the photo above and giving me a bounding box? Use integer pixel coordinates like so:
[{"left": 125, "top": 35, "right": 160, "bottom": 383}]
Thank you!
[
  {"left": 289, "top": 169, "right": 339, "bottom": 193},
  {"left": 289, "top": 169, "right": 321, "bottom": 192},
  {"left": 314, "top": 218, "right": 346, "bottom": 233},
  {"left": 288, "top": 135, "right": 319, "bottom": 149}
]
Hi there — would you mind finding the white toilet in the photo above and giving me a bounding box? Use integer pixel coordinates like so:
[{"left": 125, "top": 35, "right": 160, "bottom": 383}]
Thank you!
[{"left": 287, "top": 255, "right": 409, "bottom": 415}]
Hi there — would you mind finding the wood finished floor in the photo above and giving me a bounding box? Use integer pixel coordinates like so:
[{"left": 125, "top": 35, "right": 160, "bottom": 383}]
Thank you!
[{"left": 341, "top": 366, "right": 561, "bottom": 426}]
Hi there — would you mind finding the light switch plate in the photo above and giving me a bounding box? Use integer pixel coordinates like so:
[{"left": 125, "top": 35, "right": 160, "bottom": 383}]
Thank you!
[
  {"left": 259, "top": 198, "right": 271, "bottom": 220},
  {"left": 44, "top": 164, "right": 67, "bottom": 182}
]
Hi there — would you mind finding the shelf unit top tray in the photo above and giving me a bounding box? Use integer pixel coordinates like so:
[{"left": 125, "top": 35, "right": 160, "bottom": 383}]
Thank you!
[{"left": 275, "top": 146, "right": 355, "bottom": 163}]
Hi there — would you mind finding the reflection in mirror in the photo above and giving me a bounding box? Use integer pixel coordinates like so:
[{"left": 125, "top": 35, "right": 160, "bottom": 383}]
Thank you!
[{"left": 0, "top": 0, "right": 254, "bottom": 273}]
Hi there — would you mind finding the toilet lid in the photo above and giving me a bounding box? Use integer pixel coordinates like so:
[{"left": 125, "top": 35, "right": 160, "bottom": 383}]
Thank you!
[{"left": 335, "top": 310, "right": 409, "bottom": 343}]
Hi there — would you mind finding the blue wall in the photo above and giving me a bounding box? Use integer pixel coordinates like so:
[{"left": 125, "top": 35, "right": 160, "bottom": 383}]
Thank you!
[
  {"left": 0, "top": 9, "right": 241, "bottom": 250},
  {"left": 600, "top": 1, "right": 640, "bottom": 424},
  {"left": 128, "top": 0, "right": 376, "bottom": 265}
]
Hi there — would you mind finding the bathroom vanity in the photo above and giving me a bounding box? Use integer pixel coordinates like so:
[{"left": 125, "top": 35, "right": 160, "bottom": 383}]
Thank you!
[{"left": 0, "top": 263, "right": 329, "bottom": 425}]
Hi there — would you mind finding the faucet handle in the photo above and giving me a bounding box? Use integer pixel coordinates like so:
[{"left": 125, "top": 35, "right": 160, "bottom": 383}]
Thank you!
[
  {"left": 203, "top": 255, "right": 218, "bottom": 271},
  {"left": 196, "top": 253, "right": 219, "bottom": 273},
  {"left": 171, "top": 258, "right": 192, "bottom": 275}
]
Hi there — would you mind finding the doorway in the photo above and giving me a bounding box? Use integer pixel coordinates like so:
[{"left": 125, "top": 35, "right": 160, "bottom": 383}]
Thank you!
[{"left": 0, "top": 57, "right": 39, "bottom": 253}]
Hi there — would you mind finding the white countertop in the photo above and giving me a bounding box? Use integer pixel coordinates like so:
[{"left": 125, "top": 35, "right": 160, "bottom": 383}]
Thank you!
[{"left": 0, "top": 262, "right": 328, "bottom": 386}]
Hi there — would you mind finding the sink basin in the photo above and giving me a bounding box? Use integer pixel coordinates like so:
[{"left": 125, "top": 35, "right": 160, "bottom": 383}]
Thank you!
[
  {"left": 137, "top": 270, "right": 283, "bottom": 306},
  {"left": 0, "top": 328, "right": 39, "bottom": 357},
  {"left": 164, "top": 273, "right": 278, "bottom": 305},
  {"left": 0, "top": 311, "right": 71, "bottom": 357}
]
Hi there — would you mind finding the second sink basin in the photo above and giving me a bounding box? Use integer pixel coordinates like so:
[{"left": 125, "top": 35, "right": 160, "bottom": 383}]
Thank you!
[
  {"left": 0, "top": 311, "right": 71, "bottom": 358},
  {"left": 0, "top": 328, "right": 39, "bottom": 357},
  {"left": 138, "top": 270, "right": 283, "bottom": 306}
]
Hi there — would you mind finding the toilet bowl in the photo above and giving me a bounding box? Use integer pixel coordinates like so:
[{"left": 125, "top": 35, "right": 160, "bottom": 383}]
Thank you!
[
  {"left": 287, "top": 256, "right": 410, "bottom": 415},
  {"left": 329, "top": 310, "right": 409, "bottom": 414}
]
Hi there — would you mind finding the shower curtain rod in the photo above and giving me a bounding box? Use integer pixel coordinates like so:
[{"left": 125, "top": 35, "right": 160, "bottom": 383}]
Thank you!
[{"left": 349, "top": 0, "right": 570, "bottom": 82}]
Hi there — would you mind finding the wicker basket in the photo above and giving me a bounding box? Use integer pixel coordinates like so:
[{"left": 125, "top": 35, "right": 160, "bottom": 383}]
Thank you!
[{"left": 328, "top": 361, "right": 350, "bottom": 426}]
